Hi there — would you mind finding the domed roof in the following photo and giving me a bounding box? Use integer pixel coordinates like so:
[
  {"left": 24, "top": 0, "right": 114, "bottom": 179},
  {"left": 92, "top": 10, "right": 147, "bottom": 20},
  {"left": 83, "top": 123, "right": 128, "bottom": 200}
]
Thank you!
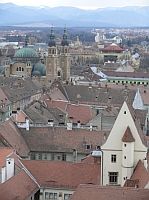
[
  {"left": 14, "top": 47, "right": 38, "bottom": 58},
  {"left": 32, "top": 62, "right": 46, "bottom": 76}
]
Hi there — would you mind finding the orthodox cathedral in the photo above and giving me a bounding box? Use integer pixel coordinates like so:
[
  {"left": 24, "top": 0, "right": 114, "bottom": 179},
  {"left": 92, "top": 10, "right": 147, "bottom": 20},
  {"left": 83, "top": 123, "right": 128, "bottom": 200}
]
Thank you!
[{"left": 2, "top": 28, "right": 70, "bottom": 84}]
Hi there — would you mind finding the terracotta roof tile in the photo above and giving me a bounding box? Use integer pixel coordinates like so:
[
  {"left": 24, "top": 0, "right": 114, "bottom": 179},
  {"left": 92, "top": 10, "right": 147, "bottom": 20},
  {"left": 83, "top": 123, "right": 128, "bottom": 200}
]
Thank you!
[
  {"left": 0, "top": 147, "right": 14, "bottom": 167},
  {"left": 70, "top": 184, "right": 149, "bottom": 200},
  {"left": 122, "top": 126, "right": 135, "bottom": 142},
  {"left": 22, "top": 160, "right": 100, "bottom": 189},
  {"left": 20, "top": 127, "right": 105, "bottom": 153},
  {"left": 124, "top": 160, "right": 149, "bottom": 188},
  {"left": 0, "top": 120, "right": 29, "bottom": 157},
  {"left": 46, "top": 100, "right": 93, "bottom": 124},
  {"left": 0, "top": 169, "right": 39, "bottom": 200}
]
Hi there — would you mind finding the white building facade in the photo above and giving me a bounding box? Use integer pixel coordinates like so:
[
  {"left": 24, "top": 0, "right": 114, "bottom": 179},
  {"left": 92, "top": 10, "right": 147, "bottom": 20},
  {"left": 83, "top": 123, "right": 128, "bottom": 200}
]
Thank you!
[{"left": 101, "top": 102, "right": 148, "bottom": 186}]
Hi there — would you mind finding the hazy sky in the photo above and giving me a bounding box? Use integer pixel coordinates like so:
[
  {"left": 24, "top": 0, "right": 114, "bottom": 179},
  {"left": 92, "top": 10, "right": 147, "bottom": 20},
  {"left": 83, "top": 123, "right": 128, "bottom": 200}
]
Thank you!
[{"left": 0, "top": 0, "right": 149, "bottom": 9}]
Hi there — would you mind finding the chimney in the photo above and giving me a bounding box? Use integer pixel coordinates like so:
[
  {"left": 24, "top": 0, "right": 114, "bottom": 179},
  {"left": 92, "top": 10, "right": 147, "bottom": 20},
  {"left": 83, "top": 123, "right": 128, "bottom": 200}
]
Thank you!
[
  {"left": 67, "top": 122, "right": 72, "bottom": 130},
  {"left": 77, "top": 120, "right": 81, "bottom": 128},
  {"left": 48, "top": 119, "right": 54, "bottom": 127},
  {"left": 25, "top": 118, "right": 30, "bottom": 131}
]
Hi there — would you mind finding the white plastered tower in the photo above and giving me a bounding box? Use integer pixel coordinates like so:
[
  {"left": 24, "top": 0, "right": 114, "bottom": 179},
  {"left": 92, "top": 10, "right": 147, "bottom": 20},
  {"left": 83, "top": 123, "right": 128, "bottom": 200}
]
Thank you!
[{"left": 101, "top": 101, "right": 147, "bottom": 186}]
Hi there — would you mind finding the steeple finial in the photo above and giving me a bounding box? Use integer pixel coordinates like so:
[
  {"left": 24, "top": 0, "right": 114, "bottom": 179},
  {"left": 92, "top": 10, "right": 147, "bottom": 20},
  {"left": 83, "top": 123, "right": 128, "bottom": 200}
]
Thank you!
[
  {"left": 61, "top": 27, "right": 69, "bottom": 46},
  {"left": 48, "top": 26, "right": 56, "bottom": 47}
]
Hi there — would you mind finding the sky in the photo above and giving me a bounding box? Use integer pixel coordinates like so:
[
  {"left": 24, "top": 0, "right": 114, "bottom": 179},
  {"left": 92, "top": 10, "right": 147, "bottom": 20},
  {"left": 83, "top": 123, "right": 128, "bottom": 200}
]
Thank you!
[{"left": 0, "top": 0, "right": 149, "bottom": 9}]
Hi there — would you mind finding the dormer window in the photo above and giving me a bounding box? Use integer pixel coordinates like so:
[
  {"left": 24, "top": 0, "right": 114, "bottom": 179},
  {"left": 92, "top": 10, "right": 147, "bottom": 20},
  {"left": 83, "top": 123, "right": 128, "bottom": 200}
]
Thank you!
[{"left": 86, "top": 144, "right": 92, "bottom": 150}]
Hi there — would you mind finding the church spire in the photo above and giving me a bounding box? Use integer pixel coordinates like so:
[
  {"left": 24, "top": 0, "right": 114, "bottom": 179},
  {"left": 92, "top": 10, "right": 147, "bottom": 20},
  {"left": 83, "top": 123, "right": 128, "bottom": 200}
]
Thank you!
[
  {"left": 48, "top": 27, "right": 56, "bottom": 47},
  {"left": 61, "top": 27, "right": 69, "bottom": 46},
  {"left": 132, "top": 88, "right": 144, "bottom": 110}
]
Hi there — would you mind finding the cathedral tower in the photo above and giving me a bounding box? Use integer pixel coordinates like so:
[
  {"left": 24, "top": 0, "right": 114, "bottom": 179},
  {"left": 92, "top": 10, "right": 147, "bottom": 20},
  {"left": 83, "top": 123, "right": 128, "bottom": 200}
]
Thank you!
[
  {"left": 46, "top": 28, "right": 58, "bottom": 83},
  {"left": 59, "top": 28, "right": 70, "bottom": 81}
]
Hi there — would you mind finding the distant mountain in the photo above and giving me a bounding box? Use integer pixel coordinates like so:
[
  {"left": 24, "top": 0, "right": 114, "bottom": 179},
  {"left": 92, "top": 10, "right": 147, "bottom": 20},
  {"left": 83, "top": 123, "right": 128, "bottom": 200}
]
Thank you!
[{"left": 0, "top": 3, "right": 149, "bottom": 27}]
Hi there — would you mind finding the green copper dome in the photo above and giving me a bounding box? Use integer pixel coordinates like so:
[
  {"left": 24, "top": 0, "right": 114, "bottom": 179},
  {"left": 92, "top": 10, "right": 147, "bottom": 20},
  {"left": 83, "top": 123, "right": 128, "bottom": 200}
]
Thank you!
[
  {"left": 14, "top": 47, "right": 39, "bottom": 64},
  {"left": 14, "top": 47, "right": 38, "bottom": 58},
  {"left": 32, "top": 62, "right": 46, "bottom": 76}
]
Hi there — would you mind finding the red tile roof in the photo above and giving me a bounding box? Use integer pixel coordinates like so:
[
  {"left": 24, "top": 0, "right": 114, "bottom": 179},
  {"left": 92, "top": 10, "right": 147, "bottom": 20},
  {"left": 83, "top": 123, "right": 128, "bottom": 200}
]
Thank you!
[
  {"left": 0, "top": 120, "right": 29, "bottom": 157},
  {"left": 70, "top": 184, "right": 149, "bottom": 200},
  {"left": 45, "top": 100, "right": 93, "bottom": 124},
  {"left": 0, "top": 169, "right": 39, "bottom": 200},
  {"left": 22, "top": 160, "right": 100, "bottom": 189},
  {"left": 122, "top": 126, "right": 135, "bottom": 143},
  {"left": 0, "top": 147, "right": 14, "bottom": 167},
  {"left": 20, "top": 127, "right": 105, "bottom": 153},
  {"left": 124, "top": 160, "right": 149, "bottom": 188},
  {"left": 102, "top": 43, "right": 123, "bottom": 53}
]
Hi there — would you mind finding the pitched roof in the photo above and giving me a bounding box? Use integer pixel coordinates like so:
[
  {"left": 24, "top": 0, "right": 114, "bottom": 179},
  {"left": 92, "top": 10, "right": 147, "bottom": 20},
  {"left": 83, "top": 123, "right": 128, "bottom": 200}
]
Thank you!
[
  {"left": 20, "top": 127, "right": 105, "bottom": 153},
  {"left": 22, "top": 160, "right": 100, "bottom": 189},
  {"left": 45, "top": 100, "right": 93, "bottom": 124},
  {"left": 124, "top": 160, "right": 149, "bottom": 188},
  {"left": 60, "top": 85, "right": 135, "bottom": 107},
  {"left": 0, "top": 147, "right": 14, "bottom": 167},
  {"left": 122, "top": 126, "right": 135, "bottom": 142},
  {"left": 70, "top": 184, "right": 149, "bottom": 200},
  {"left": 0, "top": 77, "right": 41, "bottom": 103},
  {"left": 24, "top": 101, "right": 66, "bottom": 125},
  {"left": 0, "top": 120, "right": 29, "bottom": 157},
  {"left": 102, "top": 43, "right": 124, "bottom": 52},
  {"left": 0, "top": 169, "right": 39, "bottom": 200}
]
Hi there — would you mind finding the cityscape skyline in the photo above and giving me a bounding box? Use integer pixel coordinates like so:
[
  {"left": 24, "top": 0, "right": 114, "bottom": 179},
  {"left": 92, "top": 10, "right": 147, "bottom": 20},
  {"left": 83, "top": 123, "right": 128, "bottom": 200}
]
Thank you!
[{"left": 0, "top": 0, "right": 149, "bottom": 9}]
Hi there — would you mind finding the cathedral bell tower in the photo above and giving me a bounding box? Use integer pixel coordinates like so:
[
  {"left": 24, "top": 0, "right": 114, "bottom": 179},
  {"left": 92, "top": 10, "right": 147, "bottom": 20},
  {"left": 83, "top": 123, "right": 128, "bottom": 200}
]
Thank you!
[
  {"left": 46, "top": 28, "right": 58, "bottom": 83},
  {"left": 60, "top": 28, "right": 70, "bottom": 81}
]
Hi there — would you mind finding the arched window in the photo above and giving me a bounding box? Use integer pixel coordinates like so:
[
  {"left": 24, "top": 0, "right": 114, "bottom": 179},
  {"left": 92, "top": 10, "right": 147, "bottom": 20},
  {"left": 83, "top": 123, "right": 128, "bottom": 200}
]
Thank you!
[
  {"left": 16, "top": 67, "right": 18, "bottom": 71},
  {"left": 22, "top": 68, "right": 24, "bottom": 71},
  {"left": 19, "top": 67, "right": 21, "bottom": 71}
]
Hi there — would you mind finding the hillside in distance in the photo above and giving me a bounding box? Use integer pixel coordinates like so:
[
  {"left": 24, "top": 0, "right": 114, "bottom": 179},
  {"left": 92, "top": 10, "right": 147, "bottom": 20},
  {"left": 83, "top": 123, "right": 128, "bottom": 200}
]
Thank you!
[{"left": 0, "top": 3, "right": 149, "bottom": 27}]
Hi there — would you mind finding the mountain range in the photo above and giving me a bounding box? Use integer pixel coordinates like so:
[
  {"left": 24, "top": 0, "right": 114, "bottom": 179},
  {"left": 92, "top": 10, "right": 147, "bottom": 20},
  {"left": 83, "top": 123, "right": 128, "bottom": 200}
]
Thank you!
[{"left": 0, "top": 3, "right": 149, "bottom": 27}]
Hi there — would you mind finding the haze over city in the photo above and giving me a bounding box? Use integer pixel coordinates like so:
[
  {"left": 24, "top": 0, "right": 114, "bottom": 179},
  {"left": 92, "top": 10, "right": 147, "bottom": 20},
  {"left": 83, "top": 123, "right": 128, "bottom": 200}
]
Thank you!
[{"left": 0, "top": 0, "right": 149, "bottom": 9}]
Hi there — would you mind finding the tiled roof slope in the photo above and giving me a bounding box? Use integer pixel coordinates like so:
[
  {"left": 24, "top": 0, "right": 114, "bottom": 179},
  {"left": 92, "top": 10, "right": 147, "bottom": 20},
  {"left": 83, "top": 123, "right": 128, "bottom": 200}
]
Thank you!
[
  {"left": 0, "top": 120, "right": 29, "bottom": 157},
  {"left": 20, "top": 127, "right": 105, "bottom": 153},
  {"left": 0, "top": 169, "right": 39, "bottom": 200},
  {"left": 0, "top": 77, "right": 41, "bottom": 103},
  {"left": 45, "top": 100, "right": 93, "bottom": 124},
  {"left": 22, "top": 160, "right": 100, "bottom": 189},
  {"left": 70, "top": 184, "right": 149, "bottom": 200},
  {"left": 122, "top": 126, "right": 135, "bottom": 142},
  {"left": 124, "top": 160, "right": 149, "bottom": 188},
  {"left": 0, "top": 147, "right": 14, "bottom": 167},
  {"left": 61, "top": 85, "right": 135, "bottom": 106}
]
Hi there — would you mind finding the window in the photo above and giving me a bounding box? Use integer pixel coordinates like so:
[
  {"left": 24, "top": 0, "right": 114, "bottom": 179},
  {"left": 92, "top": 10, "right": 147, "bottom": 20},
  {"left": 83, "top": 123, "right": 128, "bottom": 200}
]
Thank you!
[
  {"left": 86, "top": 144, "right": 92, "bottom": 150},
  {"left": 124, "top": 144, "right": 127, "bottom": 147},
  {"left": 45, "top": 192, "right": 58, "bottom": 200},
  {"left": 57, "top": 155, "right": 61, "bottom": 160},
  {"left": 37, "top": 153, "right": 42, "bottom": 160},
  {"left": 111, "top": 154, "right": 116, "bottom": 163},
  {"left": 109, "top": 172, "right": 118, "bottom": 185},
  {"left": 124, "top": 156, "right": 126, "bottom": 159},
  {"left": 43, "top": 153, "right": 47, "bottom": 160},
  {"left": 45, "top": 192, "right": 57, "bottom": 200},
  {"left": 64, "top": 194, "right": 72, "bottom": 200},
  {"left": 124, "top": 111, "right": 126, "bottom": 114},
  {"left": 62, "top": 153, "right": 66, "bottom": 161}
]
